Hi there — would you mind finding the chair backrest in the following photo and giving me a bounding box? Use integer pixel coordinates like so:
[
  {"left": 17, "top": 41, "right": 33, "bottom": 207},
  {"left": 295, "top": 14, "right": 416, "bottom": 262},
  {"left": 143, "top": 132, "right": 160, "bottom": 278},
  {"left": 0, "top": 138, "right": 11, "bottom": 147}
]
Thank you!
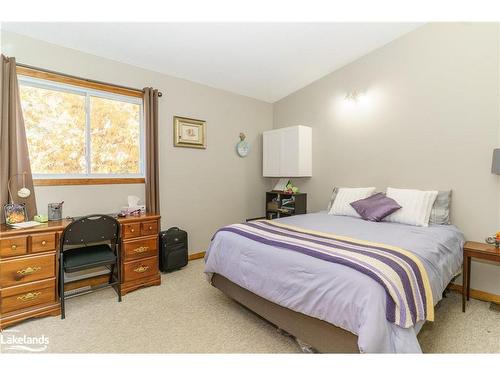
[{"left": 61, "top": 214, "right": 120, "bottom": 250}]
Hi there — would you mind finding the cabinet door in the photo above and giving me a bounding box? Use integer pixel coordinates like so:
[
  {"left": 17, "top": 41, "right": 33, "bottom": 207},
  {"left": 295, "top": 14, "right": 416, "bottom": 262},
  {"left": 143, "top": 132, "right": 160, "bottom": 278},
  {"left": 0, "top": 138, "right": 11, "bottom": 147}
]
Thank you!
[
  {"left": 263, "top": 130, "right": 281, "bottom": 177},
  {"left": 297, "top": 126, "right": 312, "bottom": 176},
  {"left": 280, "top": 127, "right": 300, "bottom": 177}
]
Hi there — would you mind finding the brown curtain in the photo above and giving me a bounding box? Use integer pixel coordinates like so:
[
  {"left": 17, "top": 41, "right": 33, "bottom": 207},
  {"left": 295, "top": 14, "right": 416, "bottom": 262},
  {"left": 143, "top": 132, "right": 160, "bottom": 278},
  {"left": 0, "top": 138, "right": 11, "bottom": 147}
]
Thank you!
[
  {"left": 0, "top": 55, "right": 37, "bottom": 223},
  {"left": 143, "top": 87, "right": 160, "bottom": 214}
]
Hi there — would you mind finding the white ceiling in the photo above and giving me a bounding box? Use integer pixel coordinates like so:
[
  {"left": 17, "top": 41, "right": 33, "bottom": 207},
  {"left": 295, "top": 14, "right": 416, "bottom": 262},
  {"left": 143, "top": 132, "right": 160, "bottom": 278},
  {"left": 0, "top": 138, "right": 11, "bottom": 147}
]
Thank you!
[{"left": 2, "top": 23, "right": 421, "bottom": 103}]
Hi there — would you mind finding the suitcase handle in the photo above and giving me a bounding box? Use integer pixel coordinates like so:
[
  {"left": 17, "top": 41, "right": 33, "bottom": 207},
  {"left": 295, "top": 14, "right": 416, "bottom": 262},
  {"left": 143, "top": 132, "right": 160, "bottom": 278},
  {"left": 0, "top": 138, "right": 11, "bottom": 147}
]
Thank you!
[{"left": 168, "top": 227, "right": 180, "bottom": 231}]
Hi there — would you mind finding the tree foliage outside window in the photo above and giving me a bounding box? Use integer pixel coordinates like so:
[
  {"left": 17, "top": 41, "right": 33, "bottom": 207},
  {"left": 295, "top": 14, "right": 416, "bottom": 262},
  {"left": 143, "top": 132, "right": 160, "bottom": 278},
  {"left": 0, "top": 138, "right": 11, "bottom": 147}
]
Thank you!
[
  {"left": 19, "top": 85, "right": 86, "bottom": 174},
  {"left": 19, "top": 77, "right": 143, "bottom": 178},
  {"left": 90, "top": 96, "right": 141, "bottom": 174}
]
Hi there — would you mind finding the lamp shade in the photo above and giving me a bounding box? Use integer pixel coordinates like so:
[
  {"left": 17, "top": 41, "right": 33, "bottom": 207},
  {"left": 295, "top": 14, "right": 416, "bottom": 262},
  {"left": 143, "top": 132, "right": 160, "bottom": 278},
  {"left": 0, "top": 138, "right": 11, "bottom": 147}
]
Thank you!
[{"left": 492, "top": 149, "right": 500, "bottom": 174}]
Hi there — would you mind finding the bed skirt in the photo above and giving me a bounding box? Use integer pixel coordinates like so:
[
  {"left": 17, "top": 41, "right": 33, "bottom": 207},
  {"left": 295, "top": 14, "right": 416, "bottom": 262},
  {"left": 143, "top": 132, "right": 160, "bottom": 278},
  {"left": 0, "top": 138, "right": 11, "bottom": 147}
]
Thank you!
[{"left": 210, "top": 273, "right": 359, "bottom": 353}]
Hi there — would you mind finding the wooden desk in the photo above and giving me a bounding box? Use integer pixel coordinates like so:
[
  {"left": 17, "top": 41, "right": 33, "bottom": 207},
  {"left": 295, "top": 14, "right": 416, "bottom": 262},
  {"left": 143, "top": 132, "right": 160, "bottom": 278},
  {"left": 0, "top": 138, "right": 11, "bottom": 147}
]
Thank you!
[
  {"left": 0, "top": 213, "right": 161, "bottom": 329},
  {"left": 462, "top": 241, "right": 500, "bottom": 312}
]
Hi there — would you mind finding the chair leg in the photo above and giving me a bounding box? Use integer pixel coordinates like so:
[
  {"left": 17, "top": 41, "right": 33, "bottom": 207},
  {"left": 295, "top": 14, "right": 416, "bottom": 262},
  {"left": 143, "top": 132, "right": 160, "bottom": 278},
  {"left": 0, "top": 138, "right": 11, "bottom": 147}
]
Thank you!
[
  {"left": 60, "top": 253, "right": 65, "bottom": 319},
  {"left": 116, "top": 263, "right": 122, "bottom": 302},
  {"left": 115, "top": 243, "right": 122, "bottom": 302},
  {"left": 116, "top": 262, "right": 122, "bottom": 302},
  {"left": 110, "top": 262, "right": 122, "bottom": 302}
]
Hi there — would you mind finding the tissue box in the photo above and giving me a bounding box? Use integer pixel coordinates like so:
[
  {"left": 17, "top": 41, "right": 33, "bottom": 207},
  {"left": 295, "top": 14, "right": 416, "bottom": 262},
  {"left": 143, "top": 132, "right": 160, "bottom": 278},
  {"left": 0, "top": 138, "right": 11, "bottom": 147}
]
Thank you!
[{"left": 121, "top": 205, "right": 146, "bottom": 215}]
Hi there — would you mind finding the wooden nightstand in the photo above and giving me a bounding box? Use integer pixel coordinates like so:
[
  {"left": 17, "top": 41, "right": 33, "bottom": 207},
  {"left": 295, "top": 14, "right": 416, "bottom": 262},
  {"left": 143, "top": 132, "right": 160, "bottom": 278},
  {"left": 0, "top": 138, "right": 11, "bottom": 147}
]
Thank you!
[{"left": 462, "top": 241, "right": 500, "bottom": 312}]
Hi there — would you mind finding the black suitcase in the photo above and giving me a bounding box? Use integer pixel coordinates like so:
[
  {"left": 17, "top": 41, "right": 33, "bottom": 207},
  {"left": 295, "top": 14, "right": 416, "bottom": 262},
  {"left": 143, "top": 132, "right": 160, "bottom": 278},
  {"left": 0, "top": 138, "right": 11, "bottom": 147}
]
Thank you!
[{"left": 159, "top": 227, "right": 188, "bottom": 272}]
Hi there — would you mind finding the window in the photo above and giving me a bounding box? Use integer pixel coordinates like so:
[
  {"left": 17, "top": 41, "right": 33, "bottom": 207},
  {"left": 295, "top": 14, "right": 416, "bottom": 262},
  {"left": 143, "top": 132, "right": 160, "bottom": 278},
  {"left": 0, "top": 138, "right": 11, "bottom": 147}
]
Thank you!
[{"left": 18, "top": 74, "right": 144, "bottom": 185}]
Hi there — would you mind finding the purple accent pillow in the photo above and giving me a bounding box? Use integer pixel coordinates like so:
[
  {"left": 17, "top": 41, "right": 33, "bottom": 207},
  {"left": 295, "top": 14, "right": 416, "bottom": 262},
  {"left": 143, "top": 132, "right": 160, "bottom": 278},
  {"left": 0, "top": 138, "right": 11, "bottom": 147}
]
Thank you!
[{"left": 350, "top": 193, "right": 402, "bottom": 222}]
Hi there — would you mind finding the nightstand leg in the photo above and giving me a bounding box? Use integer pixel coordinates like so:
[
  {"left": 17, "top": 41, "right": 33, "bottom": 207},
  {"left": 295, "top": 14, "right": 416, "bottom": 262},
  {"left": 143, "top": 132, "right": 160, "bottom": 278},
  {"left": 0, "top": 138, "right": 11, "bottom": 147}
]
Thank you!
[
  {"left": 466, "top": 256, "right": 471, "bottom": 301},
  {"left": 462, "top": 254, "right": 467, "bottom": 313}
]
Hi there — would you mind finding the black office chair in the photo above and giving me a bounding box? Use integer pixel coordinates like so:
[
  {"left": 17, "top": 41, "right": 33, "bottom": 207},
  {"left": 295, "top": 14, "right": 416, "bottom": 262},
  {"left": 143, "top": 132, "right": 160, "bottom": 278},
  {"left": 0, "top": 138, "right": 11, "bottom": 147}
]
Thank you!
[{"left": 59, "top": 214, "right": 121, "bottom": 319}]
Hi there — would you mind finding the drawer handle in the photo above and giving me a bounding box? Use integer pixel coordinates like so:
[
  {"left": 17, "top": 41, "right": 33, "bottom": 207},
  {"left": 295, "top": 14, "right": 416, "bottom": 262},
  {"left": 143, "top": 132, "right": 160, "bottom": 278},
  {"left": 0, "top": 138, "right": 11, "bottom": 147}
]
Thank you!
[
  {"left": 133, "top": 265, "right": 149, "bottom": 273},
  {"left": 17, "top": 266, "right": 42, "bottom": 277},
  {"left": 131, "top": 228, "right": 135, "bottom": 233},
  {"left": 133, "top": 246, "right": 149, "bottom": 253},
  {"left": 17, "top": 292, "right": 42, "bottom": 302},
  {"left": 11, "top": 244, "right": 18, "bottom": 250},
  {"left": 41, "top": 240, "right": 47, "bottom": 246},
  {"left": 148, "top": 226, "right": 153, "bottom": 230}
]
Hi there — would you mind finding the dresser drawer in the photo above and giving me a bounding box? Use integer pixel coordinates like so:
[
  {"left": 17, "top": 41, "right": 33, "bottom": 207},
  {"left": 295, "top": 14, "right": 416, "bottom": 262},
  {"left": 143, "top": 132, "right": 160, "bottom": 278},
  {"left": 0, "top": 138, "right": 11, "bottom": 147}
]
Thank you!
[
  {"left": 31, "top": 233, "right": 57, "bottom": 253},
  {"left": 122, "top": 223, "right": 141, "bottom": 239},
  {"left": 122, "top": 256, "right": 158, "bottom": 283},
  {"left": 1, "top": 278, "right": 56, "bottom": 314},
  {"left": 0, "top": 236, "right": 27, "bottom": 258},
  {"left": 123, "top": 237, "right": 158, "bottom": 261},
  {"left": 141, "top": 220, "right": 158, "bottom": 236},
  {"left": 0, "top": 253, "right": 56, "bottom": 288}
]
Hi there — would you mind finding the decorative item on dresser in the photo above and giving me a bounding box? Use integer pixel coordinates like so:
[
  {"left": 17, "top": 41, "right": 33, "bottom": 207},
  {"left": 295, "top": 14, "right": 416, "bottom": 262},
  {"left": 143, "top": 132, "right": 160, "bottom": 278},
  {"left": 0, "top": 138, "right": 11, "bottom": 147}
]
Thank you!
[
  {"left": 266, "top": 191, "right": 307, "bottom": 220},
  {"left": 0, "top": 213, "right": 161, "bottom": 329},
  {"left": 462, "top": 241, "right": 500, "bottom": 312},
  {"left": 3, "top": 172, "right": 33, "bottom": 226}
]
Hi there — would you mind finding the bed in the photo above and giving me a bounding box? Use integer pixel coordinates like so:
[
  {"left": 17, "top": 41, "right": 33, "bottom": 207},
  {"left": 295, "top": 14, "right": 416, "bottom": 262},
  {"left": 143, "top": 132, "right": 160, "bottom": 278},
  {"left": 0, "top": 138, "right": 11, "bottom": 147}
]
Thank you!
[{"left": 204, "top": 211, "right": 464, "bottom": 353}]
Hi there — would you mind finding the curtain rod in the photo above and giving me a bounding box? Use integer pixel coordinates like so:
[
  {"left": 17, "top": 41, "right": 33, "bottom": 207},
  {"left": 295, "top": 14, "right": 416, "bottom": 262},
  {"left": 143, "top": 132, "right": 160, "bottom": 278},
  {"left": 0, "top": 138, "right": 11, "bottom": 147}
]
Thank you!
[{"left": 16, "top": 62, "right": 163, "bottom": 97}]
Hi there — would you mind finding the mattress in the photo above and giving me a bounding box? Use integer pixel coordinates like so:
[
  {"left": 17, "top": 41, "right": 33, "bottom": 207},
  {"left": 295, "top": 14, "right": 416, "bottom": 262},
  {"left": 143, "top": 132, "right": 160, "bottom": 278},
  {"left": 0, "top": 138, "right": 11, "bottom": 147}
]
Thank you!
[{"left": 204, "top": 211, "right": 465, "bottom": 353}]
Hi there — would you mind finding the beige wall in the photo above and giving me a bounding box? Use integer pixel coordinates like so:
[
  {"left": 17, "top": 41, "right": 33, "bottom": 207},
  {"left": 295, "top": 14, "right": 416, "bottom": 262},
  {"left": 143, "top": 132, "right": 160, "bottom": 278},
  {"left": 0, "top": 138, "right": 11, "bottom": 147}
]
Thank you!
[
  {"left": 3, "top": 24, "right": 500, "bottom": 294},
  {"left": 274, "top": 23, "right": 500, "bottom": 294},
  {"left": 1, "top": 31, "right": 273, "bottom": 254}
]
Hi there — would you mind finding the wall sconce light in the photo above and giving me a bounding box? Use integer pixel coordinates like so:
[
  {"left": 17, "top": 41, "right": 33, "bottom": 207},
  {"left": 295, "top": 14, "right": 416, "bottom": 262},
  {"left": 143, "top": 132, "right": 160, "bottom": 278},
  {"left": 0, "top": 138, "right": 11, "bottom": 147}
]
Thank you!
[
  {"left": 491, "top": 149, "right": 500, "bottom": 174},
  {"left": 344, "top": 90, "right": 364, "bottom": 103}
]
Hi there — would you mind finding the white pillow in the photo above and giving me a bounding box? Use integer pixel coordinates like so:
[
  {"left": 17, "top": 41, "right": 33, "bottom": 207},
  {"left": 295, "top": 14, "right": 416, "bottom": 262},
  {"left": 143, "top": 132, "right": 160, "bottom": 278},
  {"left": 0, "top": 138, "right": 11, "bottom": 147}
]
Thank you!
[
  {"left": 328, "top": 187, "right": 376, "bottom": 218},
  {"left": 384, "top": 187, "right": 438, "bottom": 227}
]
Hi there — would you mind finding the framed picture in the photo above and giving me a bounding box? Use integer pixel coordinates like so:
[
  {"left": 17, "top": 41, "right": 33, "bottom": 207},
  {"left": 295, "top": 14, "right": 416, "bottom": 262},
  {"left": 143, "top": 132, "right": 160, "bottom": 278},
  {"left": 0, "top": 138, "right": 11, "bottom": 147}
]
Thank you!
[{"left": 173, "top": 116, "right": 206, "bottom": 149}]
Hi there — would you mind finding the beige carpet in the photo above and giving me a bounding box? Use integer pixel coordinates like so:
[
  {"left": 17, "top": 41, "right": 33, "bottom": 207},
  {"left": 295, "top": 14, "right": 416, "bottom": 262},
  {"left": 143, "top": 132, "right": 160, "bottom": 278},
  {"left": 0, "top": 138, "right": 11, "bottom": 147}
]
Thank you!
[{"left": 3, "top": 259, "right": 499, "bottom": 353}]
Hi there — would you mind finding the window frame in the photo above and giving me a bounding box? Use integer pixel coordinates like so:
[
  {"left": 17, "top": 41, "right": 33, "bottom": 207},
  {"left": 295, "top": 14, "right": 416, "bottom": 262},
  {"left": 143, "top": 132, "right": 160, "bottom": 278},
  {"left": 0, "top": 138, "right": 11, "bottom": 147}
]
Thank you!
[{"left": 18, "top": 74, "right": 146, "bottom": 186}]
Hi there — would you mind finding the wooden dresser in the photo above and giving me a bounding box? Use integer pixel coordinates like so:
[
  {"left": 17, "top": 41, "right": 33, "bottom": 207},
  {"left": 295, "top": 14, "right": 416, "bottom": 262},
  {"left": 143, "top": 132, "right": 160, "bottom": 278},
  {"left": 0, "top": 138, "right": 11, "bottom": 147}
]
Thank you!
[
  {"left": 0, "top": 213, "right": 161, "bottom": 329},
  {"left": 118, "top": 215, "right": 161, "bottom": 295}
]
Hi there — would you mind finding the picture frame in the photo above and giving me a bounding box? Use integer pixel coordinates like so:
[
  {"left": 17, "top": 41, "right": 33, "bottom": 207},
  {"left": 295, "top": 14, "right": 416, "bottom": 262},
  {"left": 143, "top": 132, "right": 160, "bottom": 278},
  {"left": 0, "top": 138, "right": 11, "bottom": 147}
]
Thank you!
[{"left": 173, "top": 116, "right": 206, "bottom": 149}]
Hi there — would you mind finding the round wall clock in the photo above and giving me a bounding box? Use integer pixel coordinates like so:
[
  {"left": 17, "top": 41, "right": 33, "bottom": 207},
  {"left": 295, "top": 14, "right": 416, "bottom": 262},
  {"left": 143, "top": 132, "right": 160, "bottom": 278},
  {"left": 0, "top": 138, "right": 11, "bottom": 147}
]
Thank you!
[{"left": 236, "top": 132, "right": 250, "bottom": 157}]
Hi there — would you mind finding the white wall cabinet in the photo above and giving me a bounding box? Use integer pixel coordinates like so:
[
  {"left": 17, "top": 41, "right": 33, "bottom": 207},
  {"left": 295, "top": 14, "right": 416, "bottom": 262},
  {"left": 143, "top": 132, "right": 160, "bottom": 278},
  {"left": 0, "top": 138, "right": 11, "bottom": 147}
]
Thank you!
[{"left": 262, "top": 125, "right": 312, "bottom": 177}]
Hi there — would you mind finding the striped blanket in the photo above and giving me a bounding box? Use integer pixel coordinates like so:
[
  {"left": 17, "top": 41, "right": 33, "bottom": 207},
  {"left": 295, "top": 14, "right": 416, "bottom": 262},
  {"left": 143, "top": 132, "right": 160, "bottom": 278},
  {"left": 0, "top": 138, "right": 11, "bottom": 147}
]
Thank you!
[{"left": 214, "top": 220, "right": 434, "bottom": 328}]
